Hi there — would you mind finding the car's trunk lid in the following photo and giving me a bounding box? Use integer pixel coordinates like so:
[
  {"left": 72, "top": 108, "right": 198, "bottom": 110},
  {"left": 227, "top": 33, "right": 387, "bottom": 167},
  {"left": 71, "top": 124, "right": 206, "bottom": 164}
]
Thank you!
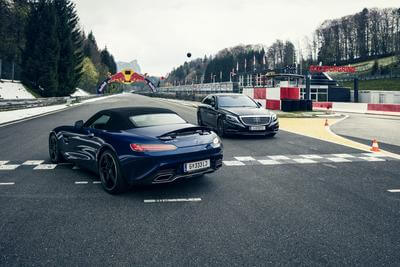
[{"left": 124, "top": 123, "right": 214, "bottom": 148}]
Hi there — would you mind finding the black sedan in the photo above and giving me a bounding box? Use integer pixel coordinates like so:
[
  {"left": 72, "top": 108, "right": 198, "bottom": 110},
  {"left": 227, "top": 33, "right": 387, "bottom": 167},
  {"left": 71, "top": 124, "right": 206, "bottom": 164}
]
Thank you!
[{"left": 197, "top": 94, "right": 279, "bottom": 137}]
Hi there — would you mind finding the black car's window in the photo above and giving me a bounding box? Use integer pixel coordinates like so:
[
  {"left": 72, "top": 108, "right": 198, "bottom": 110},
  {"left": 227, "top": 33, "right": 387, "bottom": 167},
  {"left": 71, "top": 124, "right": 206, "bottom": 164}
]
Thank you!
[
  {"left": 218, "top": 95, "right": 258, "bottom": 108},
  {"left": 203, "top": 96, "right": 212, "bottom": 105},
  {"left": 129, "top": 113, "right": 186, "bottom": 127},
  {"left": 87, "top": 114, "right": 111, "bottom": 129}
]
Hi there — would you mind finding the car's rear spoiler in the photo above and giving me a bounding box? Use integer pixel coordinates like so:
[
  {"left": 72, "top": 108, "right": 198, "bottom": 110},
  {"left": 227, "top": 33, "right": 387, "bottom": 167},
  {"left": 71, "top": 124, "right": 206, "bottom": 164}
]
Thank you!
[{"left": 157, "top": 126, "right": 212, "bottom": 140}]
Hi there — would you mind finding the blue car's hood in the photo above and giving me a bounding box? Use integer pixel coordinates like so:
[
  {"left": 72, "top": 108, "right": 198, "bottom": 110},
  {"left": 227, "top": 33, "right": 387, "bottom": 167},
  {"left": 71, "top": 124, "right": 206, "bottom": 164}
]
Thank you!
[{"left": 123, "top": 123, "right": 216, "bottom": 148}]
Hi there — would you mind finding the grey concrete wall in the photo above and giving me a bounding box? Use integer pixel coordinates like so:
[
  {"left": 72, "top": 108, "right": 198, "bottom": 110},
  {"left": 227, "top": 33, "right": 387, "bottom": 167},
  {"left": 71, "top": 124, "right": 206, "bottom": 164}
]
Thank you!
[{"left": 351, "top": 90, "right": 400, "bottom": 104}]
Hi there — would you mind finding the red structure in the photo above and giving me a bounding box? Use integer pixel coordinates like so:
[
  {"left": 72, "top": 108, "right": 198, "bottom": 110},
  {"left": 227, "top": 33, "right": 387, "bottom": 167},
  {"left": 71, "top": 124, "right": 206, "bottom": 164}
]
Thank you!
[{"left": 242, "top": 74, "right": 303, "bottom": 110}]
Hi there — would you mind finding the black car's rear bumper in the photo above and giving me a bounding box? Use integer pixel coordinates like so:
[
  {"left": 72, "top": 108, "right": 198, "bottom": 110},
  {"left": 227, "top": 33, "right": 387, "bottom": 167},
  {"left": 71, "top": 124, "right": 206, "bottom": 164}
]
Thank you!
[{"left": 224, "top": 120, "right": 279, "bottom": 135}]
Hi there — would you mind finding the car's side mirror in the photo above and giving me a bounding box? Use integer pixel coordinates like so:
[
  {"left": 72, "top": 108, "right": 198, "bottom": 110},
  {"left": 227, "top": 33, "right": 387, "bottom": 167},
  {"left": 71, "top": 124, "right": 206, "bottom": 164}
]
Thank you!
[
  {"left": 74, "top": 120, "right": 84, "bottom": 129},
  {"left": 211, "top": 102, "right": 217, "bottom": 109},
  {"left": 257, "top": 102, "right": 262, "bottom": 108}
]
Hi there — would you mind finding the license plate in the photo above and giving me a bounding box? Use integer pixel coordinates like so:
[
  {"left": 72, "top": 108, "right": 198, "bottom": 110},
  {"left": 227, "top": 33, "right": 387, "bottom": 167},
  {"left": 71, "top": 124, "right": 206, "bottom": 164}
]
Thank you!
[
  {"left": 184, "top": 159, "right": 210, "bottom": 173},
  {"left": 250, "top": 126, "right": 266, "bottom": 131}
]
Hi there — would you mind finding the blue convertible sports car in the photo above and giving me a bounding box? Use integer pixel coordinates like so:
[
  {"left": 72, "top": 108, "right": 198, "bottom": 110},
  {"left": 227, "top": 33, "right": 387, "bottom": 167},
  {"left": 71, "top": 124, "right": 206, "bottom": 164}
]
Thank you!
[{"left": 49, "top": 107, "right": 223, "bottom": 194}]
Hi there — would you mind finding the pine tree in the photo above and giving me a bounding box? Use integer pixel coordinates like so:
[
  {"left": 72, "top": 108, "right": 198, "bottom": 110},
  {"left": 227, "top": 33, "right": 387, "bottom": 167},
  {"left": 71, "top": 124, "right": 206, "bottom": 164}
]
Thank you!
[
  {"left": 22, "top": 0, "right": 59, "bottom": 97},
  {"left": 83, "top": 31, "right": 101, "bottom": 66},
  {"left": 100, "top": 47, "right": 117, "bottom": 74},
  {"left": 54, "top": 0, "right": 83, "bottom": 96}
]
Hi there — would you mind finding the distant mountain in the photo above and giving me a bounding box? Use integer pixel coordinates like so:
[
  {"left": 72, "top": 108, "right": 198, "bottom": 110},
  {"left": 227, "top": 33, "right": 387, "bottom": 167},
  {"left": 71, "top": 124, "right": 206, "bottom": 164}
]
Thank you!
[{"left": 117, "top": 60, "right": 141, "bottom": 73}]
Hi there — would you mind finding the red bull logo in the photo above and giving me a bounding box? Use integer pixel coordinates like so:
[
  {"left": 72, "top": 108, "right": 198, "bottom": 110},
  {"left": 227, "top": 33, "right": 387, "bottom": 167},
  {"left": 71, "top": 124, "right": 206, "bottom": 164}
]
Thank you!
[
  {"left": 109, "top": 69, "right": 145, "bottom": 84},
  {"left": 98, "top": 68, "right": 157, "bottom": 94}
]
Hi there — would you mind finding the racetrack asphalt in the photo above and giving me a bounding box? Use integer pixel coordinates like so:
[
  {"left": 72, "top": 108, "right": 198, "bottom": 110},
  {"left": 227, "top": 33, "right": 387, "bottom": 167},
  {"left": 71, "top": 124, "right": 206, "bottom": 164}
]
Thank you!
[
  {"left": 0, "top": 93, "right": 399, "bottom": 266},
  {"left": 331, "top": 112, "right": 400, "bottom": 155}
]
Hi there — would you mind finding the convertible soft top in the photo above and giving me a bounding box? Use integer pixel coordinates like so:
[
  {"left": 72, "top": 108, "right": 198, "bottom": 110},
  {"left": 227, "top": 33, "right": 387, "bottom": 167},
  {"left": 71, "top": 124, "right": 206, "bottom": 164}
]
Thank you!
[{"left": 86, "top": 107, "right": 178, "bottom": 130}]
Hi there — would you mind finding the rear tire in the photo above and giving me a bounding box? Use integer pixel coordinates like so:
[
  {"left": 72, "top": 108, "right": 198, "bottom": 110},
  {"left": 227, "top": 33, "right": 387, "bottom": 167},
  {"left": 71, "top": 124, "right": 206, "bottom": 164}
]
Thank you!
[
  {"left": 98, "top": 149, "right": 128, "bottom": 194},
  {"left": 197, "top": 112, "right": 204, "bottom": 126},
  {"left": 49, "top": 133, "right": 65, "bottom": 163}
]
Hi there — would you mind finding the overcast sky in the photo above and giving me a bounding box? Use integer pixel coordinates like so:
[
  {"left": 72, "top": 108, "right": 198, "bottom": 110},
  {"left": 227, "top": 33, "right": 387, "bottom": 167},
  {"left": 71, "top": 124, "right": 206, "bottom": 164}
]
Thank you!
[{"left": 74, "top": 0, "right": 399, "bottom": 76}]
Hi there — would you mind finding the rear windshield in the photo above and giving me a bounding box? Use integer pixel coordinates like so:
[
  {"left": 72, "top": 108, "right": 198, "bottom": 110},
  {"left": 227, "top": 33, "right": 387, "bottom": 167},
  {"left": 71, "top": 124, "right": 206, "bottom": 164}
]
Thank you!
[{"left": 129, "top": 113, "right": 186, "bottom": 127}]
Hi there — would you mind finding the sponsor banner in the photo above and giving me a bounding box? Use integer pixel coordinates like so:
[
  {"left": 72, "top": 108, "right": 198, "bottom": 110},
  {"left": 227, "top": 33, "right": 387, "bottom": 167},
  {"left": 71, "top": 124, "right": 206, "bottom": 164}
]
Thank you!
[{"left": 309, "top": 65, "right": 356, "bottom": 73}]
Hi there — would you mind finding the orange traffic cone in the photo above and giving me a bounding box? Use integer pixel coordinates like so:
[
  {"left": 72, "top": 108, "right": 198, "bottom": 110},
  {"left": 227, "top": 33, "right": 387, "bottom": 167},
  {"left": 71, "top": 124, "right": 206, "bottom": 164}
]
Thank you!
[
  {"left": 324, "top": 119, "right": 329, "bottom": 126},
  {"left": 370, "top": 139, "right": 380, "bottom": 152}
]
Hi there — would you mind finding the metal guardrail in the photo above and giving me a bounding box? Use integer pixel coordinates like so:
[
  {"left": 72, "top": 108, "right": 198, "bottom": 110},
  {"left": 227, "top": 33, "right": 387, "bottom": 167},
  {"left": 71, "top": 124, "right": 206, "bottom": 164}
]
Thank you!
[
  {"left": 0, "top": 95, "right": 99, "bottom": 111},
  {"left": 139, "top": 90, "right": 233, "bottom": 102},
  {"left": 336, "top": 73, "right": 400, "bottom": 82},
  {"left": 160, "top": 82, "right": 236, "bottom": 93}
]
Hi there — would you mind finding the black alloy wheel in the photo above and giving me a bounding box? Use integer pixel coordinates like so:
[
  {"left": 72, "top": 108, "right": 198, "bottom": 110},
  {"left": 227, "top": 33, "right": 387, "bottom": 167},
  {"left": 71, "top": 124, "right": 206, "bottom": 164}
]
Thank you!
[
  {"left": 98, "top": 150, "right": 127, "bottom": 194},
  {"left": 49, "top": 134, "right": 64, "bottom": 163}
]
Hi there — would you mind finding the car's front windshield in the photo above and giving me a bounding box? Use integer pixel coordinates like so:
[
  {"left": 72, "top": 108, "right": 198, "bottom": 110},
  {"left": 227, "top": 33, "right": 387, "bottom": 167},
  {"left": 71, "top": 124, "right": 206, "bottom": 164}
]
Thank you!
[
  {"left": 129, "top": 113, "right": 186, "bottom": 127},
  {"left": 218, "top": 96, "right": 258, "bottom": 108}
]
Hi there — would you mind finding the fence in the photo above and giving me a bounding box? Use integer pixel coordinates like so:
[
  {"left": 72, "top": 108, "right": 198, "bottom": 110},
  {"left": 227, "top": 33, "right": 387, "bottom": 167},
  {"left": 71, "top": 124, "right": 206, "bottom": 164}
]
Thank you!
[
  {"left": 336, "top": 72, "right": 400, "bottom": 82},
  {"left": 0, "top": 95, "right": 99, "bottom": 112},
  {"left": 160, "top": 82, "right": 238, "bottom": 93}
]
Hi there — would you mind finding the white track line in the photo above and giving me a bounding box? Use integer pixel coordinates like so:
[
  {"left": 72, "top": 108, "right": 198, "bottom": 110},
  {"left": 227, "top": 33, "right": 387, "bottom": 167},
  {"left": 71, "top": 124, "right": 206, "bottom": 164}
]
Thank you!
[
  {"left": 293, "top": 158, "right": 317, "bottom": 164},
  {"left": 0, "top": 165, "right": 19, "bottom": 170},
  {"left": 258, "top": 159, "right": 281, "bottom": 165},
  {"left": 234, "top": 156, "right": 255, "bottom": 161},
  {"left": 23, "top": 160, "right": 45, "bottom": 165},
  {"left": 93, "top": 181, "right": 101, "bottom": 184},
  {"left": 223, "top": 161, "right": 245, "bottom": 166},
  {"left": 144, "top": 198, "right": 202, "bottom": 203},
  {"left": 268, "top": 155, "right": 290, "bottom": 160},
  {"left": 326, "top": 157, "right": 351, "bottom": 163},
  {"left": 34, "top": 164, "right": 57, "bottom": 170},
  {"left": 299, "top": 154, "right": 323, "bottom": 159},
  {"left": 75, "top": 181, "right": 88, "bottom": 185},
  {"left": 388, "top": 189, "right": 400, "bottom": 193},
  {"left": 0, "top": 182, "right": 15, "bottom": 186}
]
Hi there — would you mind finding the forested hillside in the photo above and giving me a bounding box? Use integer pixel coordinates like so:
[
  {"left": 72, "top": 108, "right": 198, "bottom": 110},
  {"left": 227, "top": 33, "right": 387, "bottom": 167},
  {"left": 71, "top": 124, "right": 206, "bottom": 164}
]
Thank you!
[
  {"left": 167, "top": 7, "right": 400, "bottom": 85},
  {"left": 0, "top": 0, "right": 118, "bottom": 96}
]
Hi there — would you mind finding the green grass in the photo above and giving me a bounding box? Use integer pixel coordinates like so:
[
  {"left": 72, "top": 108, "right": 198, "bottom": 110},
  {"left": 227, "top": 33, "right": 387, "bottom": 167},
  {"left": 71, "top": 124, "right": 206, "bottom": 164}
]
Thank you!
[
  {"left": 340, "top": 78, "right": 400, "bottom": 91},
  {"left": 329, "top": 55, "right": 399, "bottom": 80},
  {"left": 348, "top": 56, "right": 398, "bottom": 72}
]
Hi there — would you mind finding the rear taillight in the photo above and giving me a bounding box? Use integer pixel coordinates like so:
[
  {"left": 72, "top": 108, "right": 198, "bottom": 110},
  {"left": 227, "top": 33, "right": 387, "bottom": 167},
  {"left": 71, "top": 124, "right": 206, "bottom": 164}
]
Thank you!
[{"left": 130, "top": 144, "right": 177, "bottom": 152}]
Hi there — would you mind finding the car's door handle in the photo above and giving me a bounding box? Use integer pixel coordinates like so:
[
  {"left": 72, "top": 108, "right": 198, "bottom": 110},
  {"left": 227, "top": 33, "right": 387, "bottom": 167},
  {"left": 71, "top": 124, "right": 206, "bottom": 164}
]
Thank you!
[{"left": 88, "top": 133, "right": 95, "bottom": 138}]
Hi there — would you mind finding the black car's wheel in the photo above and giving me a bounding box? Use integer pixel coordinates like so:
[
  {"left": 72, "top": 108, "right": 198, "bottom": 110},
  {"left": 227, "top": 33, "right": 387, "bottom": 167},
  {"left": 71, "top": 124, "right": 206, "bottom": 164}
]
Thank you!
[
  {"left": 217, "top": 118, "right": 226, "bottom": 137},
  {"left": 98, "top": 149, "right": 127, "bottom": 194},
  {"left": 49, "top": 133, "right": 64, "bottom": 163},
  {"left": 197, "top": 112, "right": 204, "bottom": 126}
]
